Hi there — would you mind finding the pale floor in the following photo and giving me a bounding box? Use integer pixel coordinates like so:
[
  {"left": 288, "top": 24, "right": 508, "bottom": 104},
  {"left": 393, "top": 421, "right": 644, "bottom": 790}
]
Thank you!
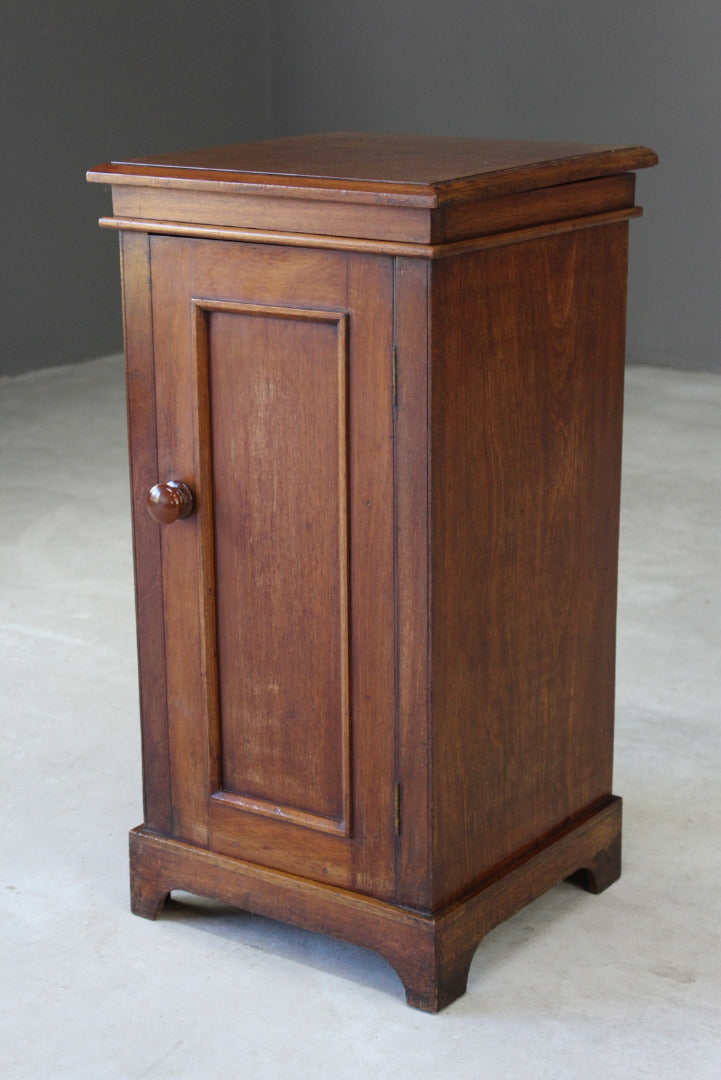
[{"left": 1, "top": 356, "right": 719, "bottom": 1079}]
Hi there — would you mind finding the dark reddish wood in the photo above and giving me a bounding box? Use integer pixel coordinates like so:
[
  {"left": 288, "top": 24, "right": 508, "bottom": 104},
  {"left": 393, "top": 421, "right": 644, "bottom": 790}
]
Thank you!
[
  {"left": 132, "top": 234, "right": 397, "bottom": 897},
  {"left": 428, "top": 223, "right": 628, "bottom": 910},
  {"left": 416, "top": 797, "right": 623, "bottom": 1010},
  {"left": 343, "top": 252, "right": 396, "bottom": 902},
  {"left": 439, "top": 172, "right": 636, "bottom": 242},
  {"left": 96, "top": 207, "right": 642, "bottom": 260},
  {"left": 129, "top": 857, "right": 169, "bottom": 921},
  {"left": 568, "top": 830, "right": 622, "bottom": 894},
  {"left": 89, "top": 131, "right": 657, "bottom": 199},
  {"left": 207, "top": 304, "right": 349, "bottom": 826},
  {"left": 393, "top": 256, "right": 433, "bottom": 909},
  {"left": 88, "top": 134, "right": 656, "bottom": 249},
  {"left": 146, "top": 480, "right": 194, "bottom": 524},
  {"left": 94, "top": 172, "right": 637, "bottom": 250},
  {"left": 109, "top": 185, "right": 431, "bottom": 244},
  {"left": 119, "top": 230, "right": 172, "bottom": 835},
  {"left": 129, "top": 796, "right": 621, "bottom": 1011},
  {"left": 149, "top": 236, "right": 216, "bottom": 849},
  {"left": 92, "top": 134, "right": 655, "bottom": 1011}
]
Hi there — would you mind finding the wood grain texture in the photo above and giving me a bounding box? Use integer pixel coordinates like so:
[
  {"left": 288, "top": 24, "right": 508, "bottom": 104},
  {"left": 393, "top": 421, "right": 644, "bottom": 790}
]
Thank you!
[
  {"left": 150, "top": 236, "right": 217, "bottom": 848},
  {"left": 119, "top": 231, "right": 171, "bottom": 835},
  {"left": 344, "top": 253, "right": 396, "bottom": 901},
  {"left": 199, "top": 301, "right": 350, "bottom": 830},
  {"left": 99, "top": 133, "right": 655, "bottom": 1010},
  {"left": 439, "top": 172, "right": 636, "bottom": 242},
  {"left": 202, "top": 250, "right": 396, "bottom": 898},
  {"left": 102, "top": 172, "right": 636, "bottom": 248},
  {"left": 90, "top": 134, "right": 655, "bottom": 253},
  {"left": 428, "top": 223, "right": 628, "bottom": 909},
  {"left": 129, "top": 795, "right": 621, "bottom": 1011},
  {"left": 98, "top": 205, "right": 642, "bottom": 259},
  {"left": 89, "top": 132, "right": 657, "bottom": 202},
  {"left": 393, "top": 257, "right": 433, "bottom": 908},
  {"left": 111, "top": 185, "right": 432, "bottom": 243},
  {"left": 136, "top": 235, "right": 397, "bottom": 899}
]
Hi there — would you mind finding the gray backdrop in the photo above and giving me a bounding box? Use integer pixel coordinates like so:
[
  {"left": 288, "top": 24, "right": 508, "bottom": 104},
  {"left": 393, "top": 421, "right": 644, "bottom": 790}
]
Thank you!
[
  {"left": 3, "top": 1, "right": 719, "bottom": 375},
  {"left": 1, "top": 2, "right": 271, "bottom": 376}
]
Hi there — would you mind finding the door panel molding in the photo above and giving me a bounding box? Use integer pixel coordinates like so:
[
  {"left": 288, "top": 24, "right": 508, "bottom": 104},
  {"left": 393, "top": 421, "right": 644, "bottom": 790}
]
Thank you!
[{"left": 192, "top": 298, "right": 352, "bottom": 837}]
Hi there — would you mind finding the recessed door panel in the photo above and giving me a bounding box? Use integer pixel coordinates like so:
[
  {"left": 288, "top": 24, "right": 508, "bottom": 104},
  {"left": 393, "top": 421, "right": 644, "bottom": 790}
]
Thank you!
[{"left": 199, "top": 301, "right": 350, "bottom": 831}]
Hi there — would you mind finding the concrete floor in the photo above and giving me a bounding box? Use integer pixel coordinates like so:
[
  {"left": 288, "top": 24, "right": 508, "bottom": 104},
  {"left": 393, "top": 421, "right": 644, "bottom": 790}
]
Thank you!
[{"left": 1, "top": 355, "right": 719, "bottom": 1079}]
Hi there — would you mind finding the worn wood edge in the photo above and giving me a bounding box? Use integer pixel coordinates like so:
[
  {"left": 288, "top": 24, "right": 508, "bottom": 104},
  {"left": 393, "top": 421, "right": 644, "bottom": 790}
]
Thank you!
[
  {"left": 110, "top": 187, "right": 433, "bottom": 244},
  {"left": 129, "top": 823, "right": 430, "bottom": 1000},
  {"left": 421, "top": 796, "right": 622, "bottom": 1010},
  {"left": 209, "top": 790, "right": 347, "bottom": 836},
  {"left": 439, "top": 172, "right": 636, "bottom": 243},
  {"left": 88, "top": 146, "right": 656, "bottom": 205},
  {"left": 433, "top": 146, "right": 658, "bottom": 204},
  {"left": 119, "top": 231, "right": 173, "bottom": 835},
  {"left": 439, "top": 796, "right": 622, "bottom": 927},
  {"left": 129, "top": 824, "right": 420, "bottom": 926},
  {"left": 128, "top": 797, "right": 621, "bottom": 1010},
  {"left": 99, "top": 207, "right": 643, "bottom": 259},
  {"left": 87, "top": 167, "right": 439, "bottom": 207},
  {"left": 393, "top": 257, "right": 433, "bottom": 908}
]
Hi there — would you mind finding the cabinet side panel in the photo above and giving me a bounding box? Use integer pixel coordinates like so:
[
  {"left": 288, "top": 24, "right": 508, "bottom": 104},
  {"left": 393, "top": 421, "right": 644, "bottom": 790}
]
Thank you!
[
  {"left": 430, "top": 224, "right": 628, "bottom": 908},
  {"left": 120, "top": 231, "right": 171, "bottom": 834}
]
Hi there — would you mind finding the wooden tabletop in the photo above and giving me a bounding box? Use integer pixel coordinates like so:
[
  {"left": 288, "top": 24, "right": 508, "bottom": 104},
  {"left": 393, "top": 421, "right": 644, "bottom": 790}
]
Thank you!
[{"left": 88, "top": 132, "right": 658, "bottom": 204}]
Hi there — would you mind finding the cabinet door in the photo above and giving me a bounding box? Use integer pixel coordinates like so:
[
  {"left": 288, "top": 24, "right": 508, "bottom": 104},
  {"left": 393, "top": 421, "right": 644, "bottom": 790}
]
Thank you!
[{"left": 128, "top": 235, "right": 397, "bottom": 901}]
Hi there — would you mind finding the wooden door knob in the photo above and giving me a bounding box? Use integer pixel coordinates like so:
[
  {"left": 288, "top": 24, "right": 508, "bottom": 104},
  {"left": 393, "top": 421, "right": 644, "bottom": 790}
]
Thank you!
[{"left": 146, "top": 481, "right": 194, "bottom": 524}]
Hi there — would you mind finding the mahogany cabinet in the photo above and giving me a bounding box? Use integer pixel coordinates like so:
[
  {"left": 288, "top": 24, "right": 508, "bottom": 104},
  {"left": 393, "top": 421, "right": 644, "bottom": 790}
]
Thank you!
[{"left": 88, "top": 134, "right": 656, "bottom": 1011}]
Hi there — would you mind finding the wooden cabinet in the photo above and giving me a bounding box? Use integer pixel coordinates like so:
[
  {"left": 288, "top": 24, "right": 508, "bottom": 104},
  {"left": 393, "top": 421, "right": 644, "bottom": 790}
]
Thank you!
[{"left": 88, "top": 134, "right": 656, "bottom": 1011}]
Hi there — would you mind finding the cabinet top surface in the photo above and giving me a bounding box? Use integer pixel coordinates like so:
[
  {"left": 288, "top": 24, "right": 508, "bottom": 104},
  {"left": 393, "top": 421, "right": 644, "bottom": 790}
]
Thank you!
[{"left": 88, "top": 132, "right": 657, "bottom": 204}]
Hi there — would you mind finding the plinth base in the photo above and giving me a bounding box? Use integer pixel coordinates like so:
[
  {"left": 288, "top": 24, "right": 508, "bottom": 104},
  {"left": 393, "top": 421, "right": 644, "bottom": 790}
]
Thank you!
[{"left": 129, "top": 796, "right": 621, "bottom": 1012}]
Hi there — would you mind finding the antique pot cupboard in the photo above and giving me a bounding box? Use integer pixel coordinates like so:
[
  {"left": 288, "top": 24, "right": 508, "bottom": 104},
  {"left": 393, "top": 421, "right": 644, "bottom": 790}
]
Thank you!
[{"left": 88, "top": 134, "right": 656, "bottom": 1011}]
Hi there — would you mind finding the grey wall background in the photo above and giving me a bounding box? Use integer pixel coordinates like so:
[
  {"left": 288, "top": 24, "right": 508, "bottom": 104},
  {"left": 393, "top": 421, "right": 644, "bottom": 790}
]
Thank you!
[
  {"left": 270, "top": 1, "right": 719, "bottom": 373},
  {"left": 2, "top": 1, "right": 720, "bottom": 376},
  {"left": 1, "top": 2, "right": 272, "bottom": 376}
]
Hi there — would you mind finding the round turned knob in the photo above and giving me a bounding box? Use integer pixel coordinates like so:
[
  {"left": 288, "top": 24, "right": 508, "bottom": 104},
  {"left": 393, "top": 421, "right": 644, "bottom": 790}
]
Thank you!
[{"left": 146, "top": 481, "right": 194, "bottom": 524}]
